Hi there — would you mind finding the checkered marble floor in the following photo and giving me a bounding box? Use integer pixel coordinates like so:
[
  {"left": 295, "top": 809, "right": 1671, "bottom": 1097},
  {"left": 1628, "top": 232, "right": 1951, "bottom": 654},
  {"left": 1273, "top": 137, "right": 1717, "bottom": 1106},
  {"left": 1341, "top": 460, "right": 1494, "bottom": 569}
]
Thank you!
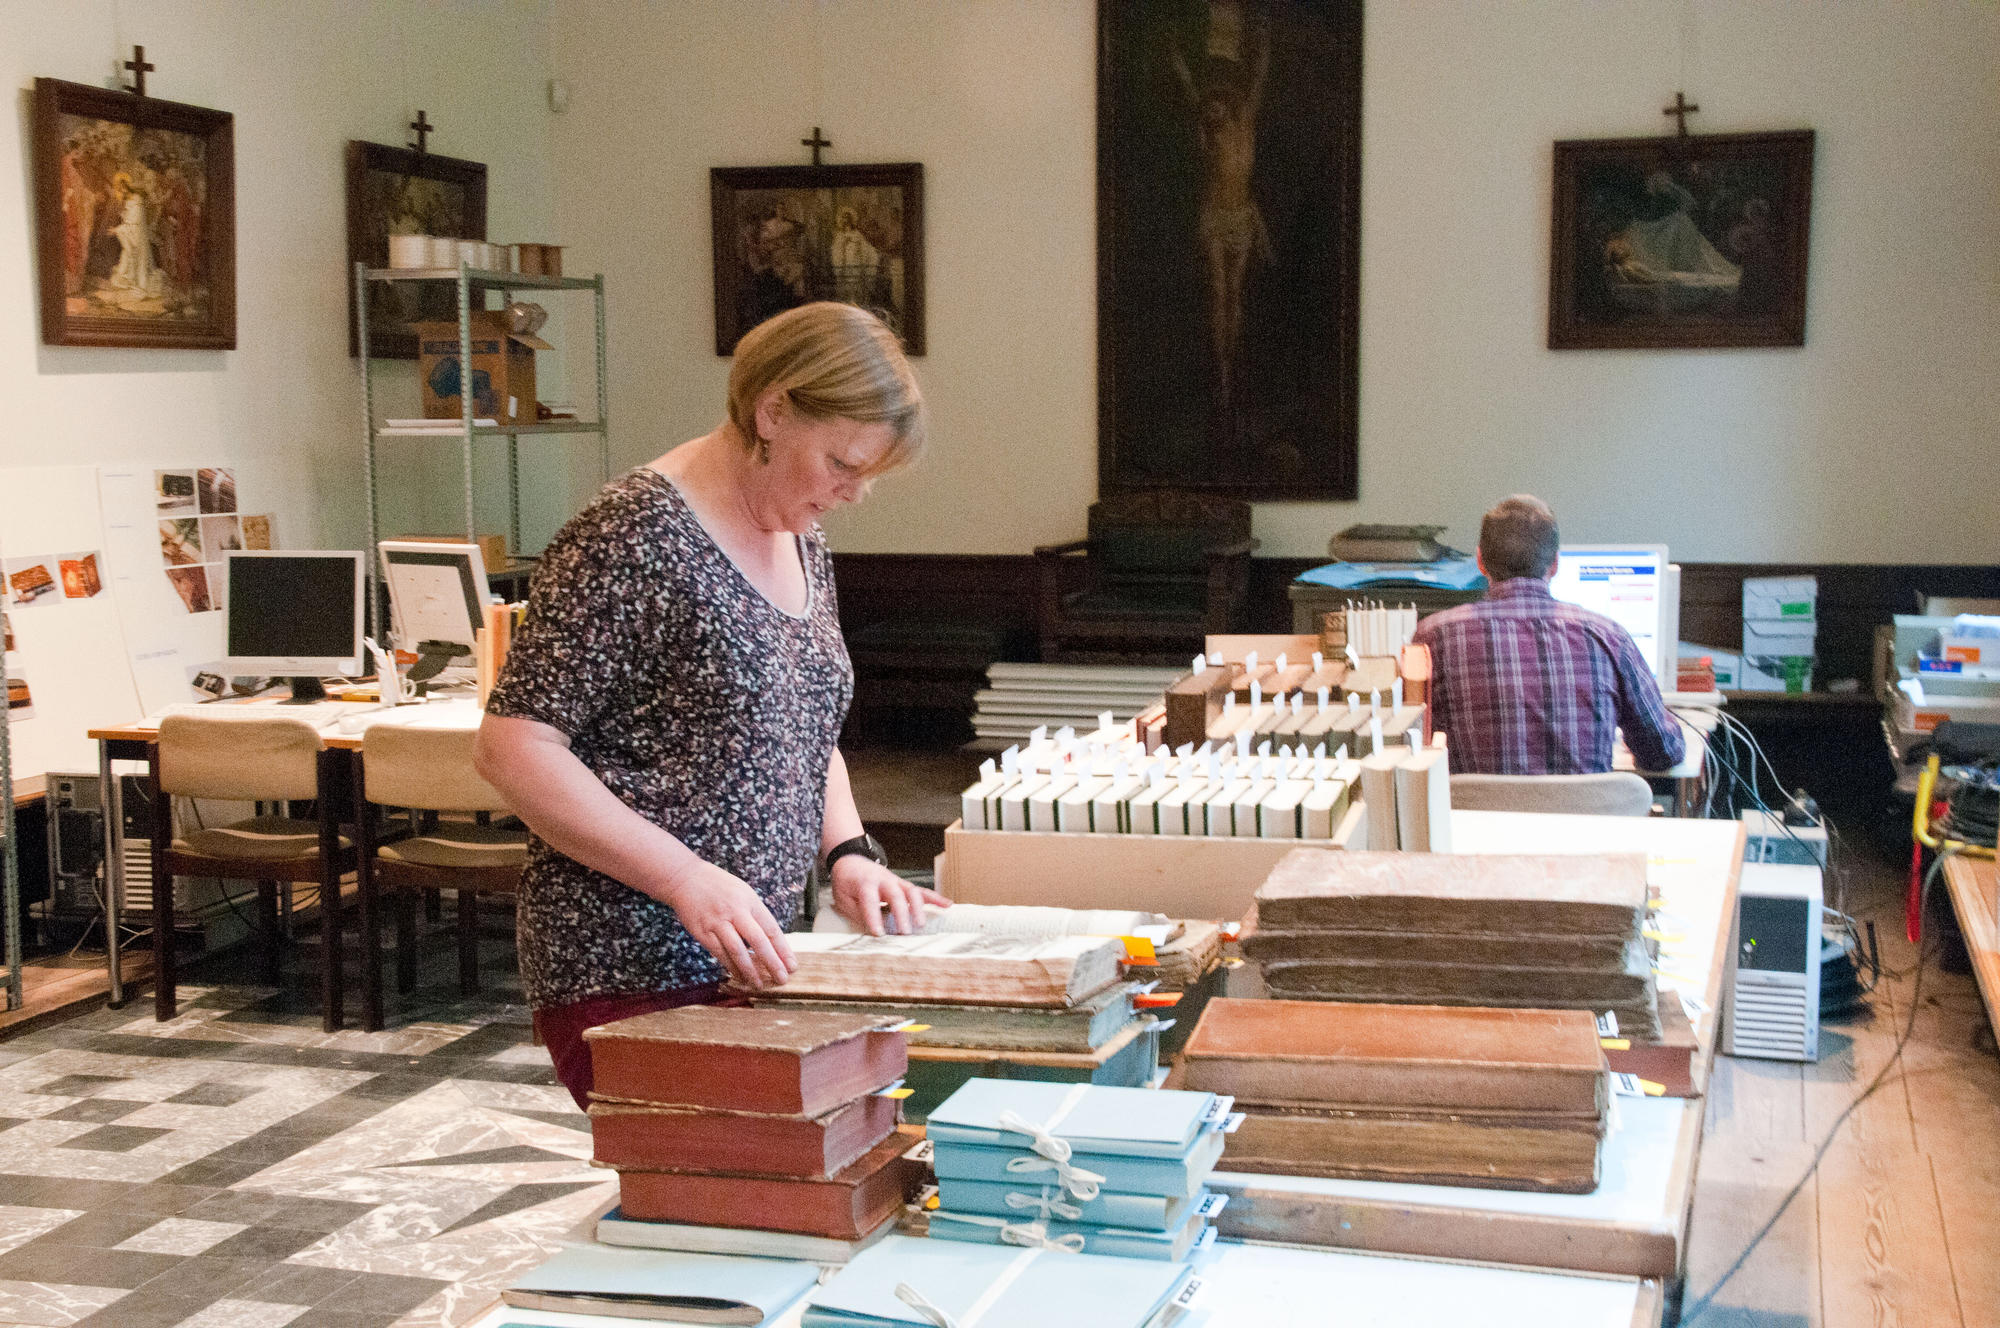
[{"left": 0, "top": 979, "right": 607, "bottom": 1328}]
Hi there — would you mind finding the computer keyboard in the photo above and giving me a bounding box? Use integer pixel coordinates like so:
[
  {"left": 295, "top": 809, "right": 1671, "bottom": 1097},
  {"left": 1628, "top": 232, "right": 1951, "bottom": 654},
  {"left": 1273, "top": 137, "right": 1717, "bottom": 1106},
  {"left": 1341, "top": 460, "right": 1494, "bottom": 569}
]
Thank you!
[{"left": 142, "top": 700, "right": 386, "bottom": 729}]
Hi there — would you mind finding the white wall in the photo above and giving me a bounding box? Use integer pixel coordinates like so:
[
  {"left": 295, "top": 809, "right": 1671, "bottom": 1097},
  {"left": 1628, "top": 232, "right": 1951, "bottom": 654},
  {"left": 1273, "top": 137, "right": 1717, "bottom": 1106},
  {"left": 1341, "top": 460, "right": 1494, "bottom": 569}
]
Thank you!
[
  {"left": 0, "top": 0, "right": 563, "bottom": 554},
  {"left": 552, "top": 0, "right": 1999, "bottom": 564}
]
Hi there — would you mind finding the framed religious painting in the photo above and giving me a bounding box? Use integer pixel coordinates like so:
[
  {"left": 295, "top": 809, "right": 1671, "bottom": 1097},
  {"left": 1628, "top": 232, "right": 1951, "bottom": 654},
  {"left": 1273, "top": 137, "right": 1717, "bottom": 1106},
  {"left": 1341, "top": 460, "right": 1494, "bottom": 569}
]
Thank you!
[
  {"left": 1098, "top": 0, "right": 1362, "bottom": 501},
  {"left": 710, "top": 163, "right": 925, "bottom": 355},
  {"left": 1549, "top": 130, "right": 1814, "bottom": 350},
  {"left": 33, "top": 78, "right": 236, "bottom": 349},
  {"left": 345, "top": 140, "right": 488, "bottom": 358}
]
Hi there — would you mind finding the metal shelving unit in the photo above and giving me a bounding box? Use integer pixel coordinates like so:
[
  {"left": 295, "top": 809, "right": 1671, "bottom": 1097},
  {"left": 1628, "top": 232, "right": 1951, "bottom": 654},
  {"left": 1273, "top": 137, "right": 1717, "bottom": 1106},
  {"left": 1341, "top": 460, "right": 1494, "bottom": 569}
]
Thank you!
[
  {"left": 1, "top": 667, "right": 21, "bottom": 1013},
  {"left": 354, "top": 262, "right": 610, "bottom": 631}
]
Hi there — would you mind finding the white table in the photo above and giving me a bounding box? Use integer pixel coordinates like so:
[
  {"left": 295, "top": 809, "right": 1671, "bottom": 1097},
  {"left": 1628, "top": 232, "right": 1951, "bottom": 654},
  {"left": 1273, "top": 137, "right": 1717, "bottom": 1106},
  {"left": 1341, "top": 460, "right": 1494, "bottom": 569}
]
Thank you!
[
  {"left": 1210, "top": 810, "right": 1744, "bottom": 1309},
  {"left": 464, "top": 1238, "right": 1661, "bottom": 1328}
]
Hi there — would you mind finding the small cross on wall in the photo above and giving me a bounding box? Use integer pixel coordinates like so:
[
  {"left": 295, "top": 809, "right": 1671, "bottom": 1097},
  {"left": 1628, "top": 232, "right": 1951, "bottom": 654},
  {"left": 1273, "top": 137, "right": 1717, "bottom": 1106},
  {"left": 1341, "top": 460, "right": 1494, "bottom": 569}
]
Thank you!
[
  {"left": 1663, "top": 91, "right": 1700, "bottom": 137},
  {"left": 801, "top": 126, "right": 832, "bottom": 167},
  {"left": 123, "top": 45, "right": 155, "bottom": 97},
  {"left": 409, "top": 110, "right": 434, "bottom": 153}
]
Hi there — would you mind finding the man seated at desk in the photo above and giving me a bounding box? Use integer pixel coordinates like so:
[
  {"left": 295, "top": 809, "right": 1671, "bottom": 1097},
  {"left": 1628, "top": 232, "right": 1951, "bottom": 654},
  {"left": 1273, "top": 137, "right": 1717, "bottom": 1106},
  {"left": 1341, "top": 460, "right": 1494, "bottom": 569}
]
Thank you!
[{"left": 1412, "top": 494, "right": 1685, "bottom": 775}]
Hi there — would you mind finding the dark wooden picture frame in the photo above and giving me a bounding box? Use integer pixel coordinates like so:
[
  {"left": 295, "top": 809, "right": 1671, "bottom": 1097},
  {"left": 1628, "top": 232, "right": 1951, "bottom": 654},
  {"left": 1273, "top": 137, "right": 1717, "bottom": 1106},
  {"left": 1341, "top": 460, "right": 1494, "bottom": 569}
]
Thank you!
[
  {"left": 1549, "top": 129, "right": 1814, "bottom": 350},
  {"left": 344, "top": 140, "right": 487, "bottom": 358},
  {"left": 709, "top": 163, "right": 925, "bottom": 356},
  {"left": 1098, "top": 0, "right": 1362, "bottom": 502},
  {"left": 33, "top": 77, "right": 235, "bottom": 349}
]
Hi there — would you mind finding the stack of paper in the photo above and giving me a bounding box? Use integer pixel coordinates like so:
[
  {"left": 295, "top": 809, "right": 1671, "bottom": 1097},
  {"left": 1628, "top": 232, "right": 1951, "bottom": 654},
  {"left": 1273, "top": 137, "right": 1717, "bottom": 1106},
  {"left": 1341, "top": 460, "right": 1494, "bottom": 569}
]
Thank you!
[
  {"left": 1182, "top": 998, "right": 1610, "bottom": 1193},
  {"left": 771, "top": 933, "right": 1126, "bottom": 1008},
  {"left": 584, "top": 1008, "right": 920, "bottom": 1258},
  {"left": 920, "top": 1079, "right": 1236, "bottom": 1263},
  {"left": 803, "top": 1233, "right": 1196, "bottom": 1328},
  {"left": 1245, "top": 849, "right": 1662, "bottom": 1039}
]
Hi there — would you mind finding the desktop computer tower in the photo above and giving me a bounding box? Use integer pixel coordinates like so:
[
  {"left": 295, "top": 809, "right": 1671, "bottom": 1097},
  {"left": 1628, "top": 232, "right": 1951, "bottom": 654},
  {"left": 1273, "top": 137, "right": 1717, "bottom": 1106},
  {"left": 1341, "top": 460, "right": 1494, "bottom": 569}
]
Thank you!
[
  {"left": 42, "top": 772, "right": 154, "bottom": 921},
  {"left": 1722, "top": 861, "right": 1824, "bottom": 1062}
]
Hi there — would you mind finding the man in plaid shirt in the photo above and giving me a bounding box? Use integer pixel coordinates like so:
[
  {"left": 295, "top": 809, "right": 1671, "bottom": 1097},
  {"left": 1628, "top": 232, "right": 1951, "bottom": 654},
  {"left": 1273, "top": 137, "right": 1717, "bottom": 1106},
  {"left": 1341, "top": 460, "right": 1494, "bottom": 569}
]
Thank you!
[{"left": 1413, "top": 495, "right": 1686, "bottom": 776}]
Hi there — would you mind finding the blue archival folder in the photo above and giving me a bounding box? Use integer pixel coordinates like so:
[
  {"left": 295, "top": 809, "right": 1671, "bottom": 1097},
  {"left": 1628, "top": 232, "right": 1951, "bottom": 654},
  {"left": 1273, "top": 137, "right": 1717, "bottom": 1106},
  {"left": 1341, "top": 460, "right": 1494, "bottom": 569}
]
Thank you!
[
  {"left": 934, "top": 1172, "right": 1205, "bottom": 1230},
  {"left": 928, "top": 1190, "right": 1216, "bottom": 1261},
  {"left": 504, "top": 1242, "right": 819, "bottom": 1324},
  {"left": 1295, "top": 557, "right": 1487, "bottom": 592},
  {"left": 802, "top": 1233, "right": 1191, "bottom": 1328},
  {"left": 926, "top": 1080, "right": 1218, "bottom": 1159},
  {"left": 932, "top": 1128, "right": 1227, "bottom": 1206}
]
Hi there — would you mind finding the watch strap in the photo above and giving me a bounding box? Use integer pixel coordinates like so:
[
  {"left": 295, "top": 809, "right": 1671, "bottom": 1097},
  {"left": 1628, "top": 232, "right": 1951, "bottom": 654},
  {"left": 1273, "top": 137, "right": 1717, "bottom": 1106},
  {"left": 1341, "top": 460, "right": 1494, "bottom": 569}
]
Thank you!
[{"left": 824, "top": 833, "right": 886, "bottom": 874}]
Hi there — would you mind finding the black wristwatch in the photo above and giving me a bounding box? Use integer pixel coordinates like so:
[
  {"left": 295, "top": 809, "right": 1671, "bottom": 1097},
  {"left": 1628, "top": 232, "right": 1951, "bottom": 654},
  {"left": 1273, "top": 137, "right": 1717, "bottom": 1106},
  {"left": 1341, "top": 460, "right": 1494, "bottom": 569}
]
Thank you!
[{"left": 824, "top": 833, "right": 888, "bottom": 875}]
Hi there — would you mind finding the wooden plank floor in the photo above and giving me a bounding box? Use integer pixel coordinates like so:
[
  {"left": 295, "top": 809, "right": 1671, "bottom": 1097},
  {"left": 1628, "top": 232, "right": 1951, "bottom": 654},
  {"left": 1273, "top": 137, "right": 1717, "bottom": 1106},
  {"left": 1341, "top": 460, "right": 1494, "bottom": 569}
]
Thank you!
[
  {"left": 1684, "top": 840, "right": 2000, "bottom": 1327},
  {"left": 0, "top": 948, "right": 153, "bottom": 1036}
]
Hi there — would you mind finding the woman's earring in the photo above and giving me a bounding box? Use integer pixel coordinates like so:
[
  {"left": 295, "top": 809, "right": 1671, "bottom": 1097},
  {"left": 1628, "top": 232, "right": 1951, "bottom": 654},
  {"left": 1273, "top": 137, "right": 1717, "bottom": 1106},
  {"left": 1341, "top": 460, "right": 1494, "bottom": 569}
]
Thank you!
[{"left": 757, "top": 434, "right": 772, "bottom": 465}]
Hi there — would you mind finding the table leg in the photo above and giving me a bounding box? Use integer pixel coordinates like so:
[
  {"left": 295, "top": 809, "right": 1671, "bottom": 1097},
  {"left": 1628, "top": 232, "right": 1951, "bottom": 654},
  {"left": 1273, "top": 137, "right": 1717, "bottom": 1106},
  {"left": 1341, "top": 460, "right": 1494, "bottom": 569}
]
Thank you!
[
  {"left": 97, "top": 739, "right": 124, "bottom": 1007},
  {"left": 353, "top": 754, "right": 383, "bottom": 1032},
  {"left": 146, "top": 747, "right": 175, "bottom": 1021}
]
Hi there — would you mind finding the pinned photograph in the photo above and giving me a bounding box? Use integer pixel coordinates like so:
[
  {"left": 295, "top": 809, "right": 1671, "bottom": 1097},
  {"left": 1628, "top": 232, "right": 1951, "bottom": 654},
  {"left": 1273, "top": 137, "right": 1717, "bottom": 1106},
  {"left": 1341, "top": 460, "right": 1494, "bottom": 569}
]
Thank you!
[
  {"left": 200, "top": 514, "right": 243, "bottom": 555},
  {"left": 159, "top": 517, "right": 202, "bottom": 567},
  {"left": 6, "top": 666, "right": 33, "bottom": 720},
  {"left": 58, "top": 551, "right": 104, "bottom": 599},
  {"left": 165, "top": 564, "right": 213, "bottom": 613},
  {"left": 197, "top": 466, "right": 236, "bottom": 514},
  {"left": 205, "top": 562, "right": 228, "bottom": 612},
  {"left": 239, "top": 514, "right": 274, "bottom": 550},
  {"left": 156, "top": 469, "right": 197, "bottom": 515},
  {"left": 5, "top": 557, "right": 62, "bottom": 607},
  {"left": 2, "top": 610, "right": 14, "bottom": 652}
]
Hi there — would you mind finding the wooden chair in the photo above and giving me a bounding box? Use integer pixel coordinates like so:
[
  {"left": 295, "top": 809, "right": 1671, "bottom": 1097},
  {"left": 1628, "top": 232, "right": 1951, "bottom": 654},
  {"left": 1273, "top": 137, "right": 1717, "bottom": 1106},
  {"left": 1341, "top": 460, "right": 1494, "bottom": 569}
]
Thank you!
[
  {"left": 149, "top": 714, "right": 355, "bottom": 1030},
  {"left": 353, "top": 723, "right": 527, "bottom": 1030},
  {"left": 1449, "top": 771, "right": 1655, "bottom": 817},
  {"left": 1033, "top": 490, "right": 1258, "bottom": 662}
]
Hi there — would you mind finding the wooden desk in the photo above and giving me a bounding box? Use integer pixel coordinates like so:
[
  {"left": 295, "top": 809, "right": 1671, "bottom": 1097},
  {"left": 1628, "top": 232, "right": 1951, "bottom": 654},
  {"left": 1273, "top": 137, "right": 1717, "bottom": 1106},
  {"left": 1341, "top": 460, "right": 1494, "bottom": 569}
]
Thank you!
[
  {"left": 86, "top": 699, "right": 485, "bottom": 1019},
  {"left": 1210, "top": 811, "right": 1744, "bottom": 1313},
  {"left": 466, "top": 1240, "right": 1662, "bottom": 1328},
  {"left": 1941, "top": 854, "right": 2000, "bottom": 1040}
]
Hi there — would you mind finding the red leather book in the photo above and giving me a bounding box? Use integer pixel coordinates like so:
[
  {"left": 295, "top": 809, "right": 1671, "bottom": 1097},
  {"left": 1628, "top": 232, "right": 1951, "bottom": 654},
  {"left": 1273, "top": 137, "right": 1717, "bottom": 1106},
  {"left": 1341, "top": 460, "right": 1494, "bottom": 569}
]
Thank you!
[
  {"left": 612, "top": 1132, "right": 920, "bottom": 1239},
  {"left": 584, "top": 1006, "right": 907, "bottom": 1118},
  {"left": 590, "top": 1093, "right": 900, "bottom": 1178}
]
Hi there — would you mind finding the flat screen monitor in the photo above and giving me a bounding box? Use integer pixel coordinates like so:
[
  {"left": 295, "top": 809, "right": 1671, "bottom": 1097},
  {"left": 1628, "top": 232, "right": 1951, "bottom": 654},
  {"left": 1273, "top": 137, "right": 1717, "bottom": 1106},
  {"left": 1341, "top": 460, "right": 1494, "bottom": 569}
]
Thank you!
[
  {"left": 1549, "top": 545, "right": 1673, "bottom": 687},
  {"left": 378, "top": 540, "right": 490, "bottom": 658},
  {"left": 223, "top": 551, "right": 365, "bottom": 701}
]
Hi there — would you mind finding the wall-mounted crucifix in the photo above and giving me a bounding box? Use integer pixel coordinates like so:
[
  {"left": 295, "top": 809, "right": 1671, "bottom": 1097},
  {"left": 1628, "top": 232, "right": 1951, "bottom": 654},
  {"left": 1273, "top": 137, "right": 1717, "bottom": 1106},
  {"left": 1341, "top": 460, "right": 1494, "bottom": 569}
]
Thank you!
[
  {"left": 1663, "top": 91, "right": 1700, "bottom": 137},
  {"left": 122, "top": 45, "right": 155, "bottom": 97},
  {"left": 409, "top": 109, "right": 434, "bottom": 153},
  {"left": 800, "top": 126, "right": 832, "bottom": 167}
]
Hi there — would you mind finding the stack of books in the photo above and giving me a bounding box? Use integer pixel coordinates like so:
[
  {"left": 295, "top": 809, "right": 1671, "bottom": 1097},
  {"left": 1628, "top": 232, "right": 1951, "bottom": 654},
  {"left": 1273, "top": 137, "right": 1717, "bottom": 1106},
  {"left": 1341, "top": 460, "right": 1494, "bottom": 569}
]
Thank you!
[
  {"left": 1182, "top": 998, "right": 1611, "bottom": 1193},
  {"left": 1244, "top": 848, "right": 1662, "bottom": 1038},
  {"left": 585, "top": 1007, "right": 923, "bottom": 1261},
  {"left": 919, "top": 1079, "right": 1235, "bottom": 1263},
  {"left": 749, "top": 932, "right": 1163, "bottom": 1120}
]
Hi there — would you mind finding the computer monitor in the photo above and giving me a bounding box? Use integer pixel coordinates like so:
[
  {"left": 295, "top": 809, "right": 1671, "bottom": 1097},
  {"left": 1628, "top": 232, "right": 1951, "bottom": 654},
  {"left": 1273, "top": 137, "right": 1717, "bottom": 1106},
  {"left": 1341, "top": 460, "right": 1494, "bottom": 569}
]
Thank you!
[
  {"left": 222, "top": 551, "right": 365, "bottom": 703},
  {"left": 1549, "top": 544, "right": 1675, "bottom": 688},
  {"left": 378, "top": 540, "right": 491, "bottom": 681}
]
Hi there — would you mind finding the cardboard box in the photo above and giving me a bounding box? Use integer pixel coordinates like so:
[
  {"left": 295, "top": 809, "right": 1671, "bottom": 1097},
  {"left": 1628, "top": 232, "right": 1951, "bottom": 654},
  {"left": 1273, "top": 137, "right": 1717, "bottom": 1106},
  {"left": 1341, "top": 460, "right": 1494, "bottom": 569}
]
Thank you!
[
  {"left": 1891, "top": 687, "right": 2000, "bottom": 733},
  {"left": 415, "top": 313, "right": 551, "bottom": 425},
  {"left": 1743, "top": 576, "right": 1816, "bottom": 622},
  {"left": 1743, "top": 618, "right": 1816, "bottom": 657}
]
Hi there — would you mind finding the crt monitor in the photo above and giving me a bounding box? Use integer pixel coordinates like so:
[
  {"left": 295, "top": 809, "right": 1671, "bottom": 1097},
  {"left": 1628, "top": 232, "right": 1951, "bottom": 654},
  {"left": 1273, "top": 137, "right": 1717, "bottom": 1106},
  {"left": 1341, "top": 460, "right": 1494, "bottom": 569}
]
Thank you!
[
  {"left": 222, "top": 551, "right": 365, "bottom": 702},
  {"left": 1548, "top": 545, "right": 1674, "bottom": 688},
  {"left": 378, "top": 540, "right": 491, "bottom": 680}
]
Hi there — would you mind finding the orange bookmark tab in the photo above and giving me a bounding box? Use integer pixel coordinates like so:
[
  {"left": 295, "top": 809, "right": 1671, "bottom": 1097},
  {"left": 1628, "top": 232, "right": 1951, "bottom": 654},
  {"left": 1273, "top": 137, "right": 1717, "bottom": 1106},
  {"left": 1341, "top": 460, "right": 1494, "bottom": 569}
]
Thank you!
[{"left": 1120, "top": 936, "right": 1159, "bottom": 965}]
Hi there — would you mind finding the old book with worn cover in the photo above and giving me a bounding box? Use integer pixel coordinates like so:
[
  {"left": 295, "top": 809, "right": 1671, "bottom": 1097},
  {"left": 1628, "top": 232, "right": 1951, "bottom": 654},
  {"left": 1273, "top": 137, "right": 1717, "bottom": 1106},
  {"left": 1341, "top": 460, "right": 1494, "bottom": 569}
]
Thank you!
[
  {"left": 1222, "top": 1101, "right": 1605, "bottom": 1193},
  {"left": 611, "top": 1133, "right": 920, "bottom": 1239},
  {"left": 1240, "top": 919, "right": 1633, "bottom": 969},
  {"left": 589, "top": 1092, "right": 899, "bottom": 1178},
  {"left": 772, "top": 933, "right": 1125, "bottom": 1008},
  {"left": 1180, "top": 999, "right": 1606, "bottom": 1114},
  {"left": 1256, "top": 938, "right": 1661, "bottom": 1040},
  {"left": 1393, "top": 746, "right": 1452, "bottom": 853},
  {"left": 755, "top": 983, "right": 1139, "bottom": 1053},
  {"left": 1254, "top": 849, "right": 1649, "bottom": 935},
  {"left": 1357, "top": 754, "right": 1401, "bottom": 849},
  {"left": 584, "top": 1007, "right": 906, "bottom": 1118},
  {"left": 596, "top": 1205, "right": 897, "bottom": 1264}
]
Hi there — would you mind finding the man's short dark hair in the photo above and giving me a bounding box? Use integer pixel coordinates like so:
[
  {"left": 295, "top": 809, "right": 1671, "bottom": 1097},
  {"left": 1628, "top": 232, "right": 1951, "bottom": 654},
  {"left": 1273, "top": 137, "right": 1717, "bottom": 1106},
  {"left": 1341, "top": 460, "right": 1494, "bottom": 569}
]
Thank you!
[{"left": 1480, "top": 495, "right": 1560, "bottom": 581}]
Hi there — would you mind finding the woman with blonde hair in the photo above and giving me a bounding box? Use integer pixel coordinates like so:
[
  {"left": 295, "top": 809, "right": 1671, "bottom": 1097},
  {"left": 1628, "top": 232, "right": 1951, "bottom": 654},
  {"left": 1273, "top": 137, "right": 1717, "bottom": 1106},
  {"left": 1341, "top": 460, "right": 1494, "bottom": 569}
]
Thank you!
[{"left": 477, "top": 302, "right": 945, "bottom": 1107}]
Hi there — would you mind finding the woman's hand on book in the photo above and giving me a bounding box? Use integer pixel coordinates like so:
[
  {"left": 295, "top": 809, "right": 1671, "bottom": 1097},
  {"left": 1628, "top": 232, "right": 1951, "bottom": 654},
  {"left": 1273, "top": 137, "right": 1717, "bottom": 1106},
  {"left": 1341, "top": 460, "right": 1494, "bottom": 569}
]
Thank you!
[
  {"left": 830, "top": 857, "right": 951, "bottom": 938},
  {"left": 667, "top": 861, "right": 797, "bottom": 987}
]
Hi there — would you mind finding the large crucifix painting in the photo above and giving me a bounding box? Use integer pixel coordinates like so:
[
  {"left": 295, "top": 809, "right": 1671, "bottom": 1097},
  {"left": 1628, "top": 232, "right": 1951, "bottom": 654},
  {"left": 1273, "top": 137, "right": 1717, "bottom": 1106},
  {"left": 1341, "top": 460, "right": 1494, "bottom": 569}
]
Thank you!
[{"left": 1098, "top": 0, "right": 1362, "bottom": 501}]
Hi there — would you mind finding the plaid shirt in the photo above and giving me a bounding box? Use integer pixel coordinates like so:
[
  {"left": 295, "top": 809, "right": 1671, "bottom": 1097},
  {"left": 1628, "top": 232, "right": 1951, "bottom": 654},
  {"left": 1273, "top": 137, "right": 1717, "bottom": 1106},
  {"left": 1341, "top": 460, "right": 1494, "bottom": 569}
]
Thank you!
[{"left": 1412, "top": 577, "right": 1686, "bottom": 776}]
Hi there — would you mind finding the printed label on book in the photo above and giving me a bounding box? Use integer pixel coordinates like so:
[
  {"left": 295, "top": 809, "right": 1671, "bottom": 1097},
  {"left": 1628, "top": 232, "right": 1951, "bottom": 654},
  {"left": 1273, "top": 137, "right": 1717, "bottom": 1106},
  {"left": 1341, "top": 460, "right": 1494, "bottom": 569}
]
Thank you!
[
  {"left": 1196, "top": 1192, "right": 1231, "bottom": 1218},
  {"left": 1222, "top": 1112, "right": 1247, "bottom": 1134},
  {"left": 1596, "top": 1011, "right": 1620, "bottom": 1039},
  {"left": 1612, "top": 1072, "right": 1648, "bottom": 1098},
  {"left": 1200, "top": 1096, "right": 1237, "bottom": 1125},
  {"left": 904, "top": 1138, "right": 935, "bottom": 1164}
]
